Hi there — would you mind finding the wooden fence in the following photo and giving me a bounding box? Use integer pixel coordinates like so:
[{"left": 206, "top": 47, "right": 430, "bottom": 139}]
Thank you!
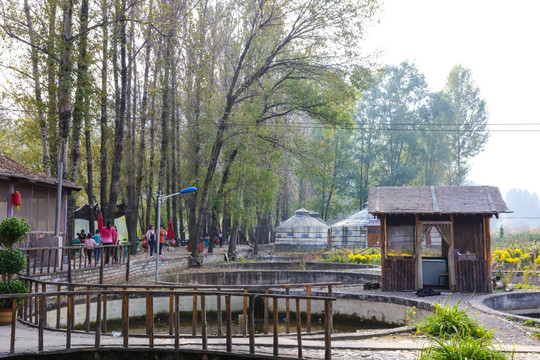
[
  {"left": 383, "top": 258, "right": 415, "bottom": 291},
  {"left": 20, "top": 244, "right": 131, "bottom": 283},
  {"left": 5, "top": 279, "right": 338, "bottom": 359}
]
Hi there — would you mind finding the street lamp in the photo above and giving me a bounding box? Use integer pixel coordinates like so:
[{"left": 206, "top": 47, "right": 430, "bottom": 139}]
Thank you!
[{"left": 155, "top": 186, "right": 197, "bottom": 282}]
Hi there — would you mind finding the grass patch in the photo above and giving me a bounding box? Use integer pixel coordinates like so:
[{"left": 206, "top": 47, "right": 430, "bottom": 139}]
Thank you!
[
  {"left": 416, "top": 299, "right": 491, "bottom": 340},
  {"left": 416, "top": 298, "right": 514, "bottom": 359},
  {"left": 418, "top": 332, "right": 512, "bottom": 360}
]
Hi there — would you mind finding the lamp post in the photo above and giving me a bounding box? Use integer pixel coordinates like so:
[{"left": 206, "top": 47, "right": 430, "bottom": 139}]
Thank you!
[{"left": 155, "top": 186, "right": 197, "bottom": 282}]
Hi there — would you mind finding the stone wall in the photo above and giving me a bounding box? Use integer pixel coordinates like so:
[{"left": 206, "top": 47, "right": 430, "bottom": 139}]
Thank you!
[{"left": 28, "top": 249, "right": 250, "bottom": 289}]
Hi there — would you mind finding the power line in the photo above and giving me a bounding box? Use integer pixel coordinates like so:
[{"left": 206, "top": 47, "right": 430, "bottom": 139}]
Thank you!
[{"left": 2, "top": 106, "right": 540, "bottom": 132}]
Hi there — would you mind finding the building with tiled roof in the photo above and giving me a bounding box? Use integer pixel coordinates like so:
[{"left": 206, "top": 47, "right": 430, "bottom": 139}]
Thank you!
[{"left": 0, "top": 154, "right": 82, "bottom": 246}]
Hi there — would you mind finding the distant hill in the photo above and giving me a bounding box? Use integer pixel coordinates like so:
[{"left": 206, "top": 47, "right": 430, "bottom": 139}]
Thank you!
[{"left": 492, "top": 189, "right": 540, "bottom": 233}]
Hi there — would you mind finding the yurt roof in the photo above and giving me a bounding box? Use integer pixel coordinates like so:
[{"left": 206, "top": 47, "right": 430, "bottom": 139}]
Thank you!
[
  {"left": 330, "top": 208, "right": 374, "bottom": 228},
  {"left": 275, "top": 208, "right": 329, "bottom": 231}
]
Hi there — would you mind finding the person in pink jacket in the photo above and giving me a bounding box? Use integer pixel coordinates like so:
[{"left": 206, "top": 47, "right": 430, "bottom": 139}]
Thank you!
[
  {"left": 100, "top": 220, "right": 114, "bottom": 265},
  {"left": 112, "top": 225, "right": 119, "bottom": 264},
  {"left": 84, "top": 233, "right": 98, "bottom": 267}
]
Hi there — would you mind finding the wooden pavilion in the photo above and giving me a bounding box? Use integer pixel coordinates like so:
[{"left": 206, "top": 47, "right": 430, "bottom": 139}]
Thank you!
[{"left": 368, "top": 186, "right": 510, "bottom": 292}]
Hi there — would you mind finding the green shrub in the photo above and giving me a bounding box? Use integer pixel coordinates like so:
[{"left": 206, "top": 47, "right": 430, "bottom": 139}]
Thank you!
[
  {"left": 418, "top": 332, "right": 512, "bottom": 360},
  {"left": 416, "top": 300, "right": 491, "bottom": 340},
  {"left": 0, "top": 217, "right": 30, "bottom": 248},
  {"left": 0, "top": 248, "right": 27, "bottom": 280},
  {"left": 0, "top": 280, "right": 29, "bottom": 308}
]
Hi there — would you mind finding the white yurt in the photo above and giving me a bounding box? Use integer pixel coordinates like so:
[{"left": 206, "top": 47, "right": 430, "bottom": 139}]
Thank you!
[
  {"left": 274, "top": 208, "right": 329, "bottom": 249},
  {"left": 329, "top": 208, "right": 375, "bottom": 248}
]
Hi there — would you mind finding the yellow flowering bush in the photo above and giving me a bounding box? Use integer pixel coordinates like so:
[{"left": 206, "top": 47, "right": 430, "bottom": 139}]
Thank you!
[
  {"left": 347, "top": 253, "right": 381, "bottom": 265},
  {"left": 493, "top": 248, "right": 531, "bottom": 264}
]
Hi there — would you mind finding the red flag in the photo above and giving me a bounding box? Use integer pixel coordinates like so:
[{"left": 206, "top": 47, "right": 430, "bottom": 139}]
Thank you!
[
  {"left": 167, "top": 219, "right": 175, "bottom": 240},
  {"left": 98, "top": 212, "right": 104, "bottom": 230}
]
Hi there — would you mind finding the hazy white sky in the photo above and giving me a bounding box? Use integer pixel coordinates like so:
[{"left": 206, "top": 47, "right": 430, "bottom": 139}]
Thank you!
[{"left": 361, "top": 0, "right": 540, "bottom": 198}]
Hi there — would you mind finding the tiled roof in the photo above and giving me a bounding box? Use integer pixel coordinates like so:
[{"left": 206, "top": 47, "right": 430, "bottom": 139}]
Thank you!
[
  {"left": 368, "top": 186, "right": 510, "bottom": 215},
  {"left": 0, "top": 154, "right": 82, "bottom": 190}
]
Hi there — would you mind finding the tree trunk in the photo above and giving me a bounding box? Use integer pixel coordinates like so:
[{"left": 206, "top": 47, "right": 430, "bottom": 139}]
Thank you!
[
  {"left": 99, "top": 0, "right": 109, "bottom": 218},
  {"left": 24, "top": 0, "right": 50, "bottom": 176},
  {"left": 108, "top": 0, "right": 127, "bottom": 224},
  {"left": 57, "top": 0, "right": 73, "bottom": 243},
  {"left": 46, "top": 0, "right": 58, "bottom": 177},
  {"left": 67, "top": 0, "right": 90, "bottom": 243}
]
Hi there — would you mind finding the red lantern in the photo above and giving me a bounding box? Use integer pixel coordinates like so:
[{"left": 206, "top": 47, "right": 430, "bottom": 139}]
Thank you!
[{"left": 12, "top": 191, "right": 21, "bottom": 210}]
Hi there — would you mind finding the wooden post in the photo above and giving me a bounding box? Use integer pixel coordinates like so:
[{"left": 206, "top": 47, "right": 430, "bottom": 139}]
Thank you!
[
  {"left": 243, "top": 288, "right": 248, "bottom": 336},
  {"left": 248, "top": 295, "right": 255, "bottom": 354},
  {"left": 41, "top": 249, "right": 45, "bottom": 274},
  {"left": 484, "top": 215, "right": 492, "bottom": 293},
  {"left": 34, "top": 282, "right": 38, "bottom": 325},
  {"left": 41, "top": 283, "right": 47, "bottom": 328},
  {"left": 263, "top": 288, "right": 269, "bottom": 335},
  {"left": 449, "top": 215, "right": 456, "bottom": 290},
  {"left": 126, "top": 247, "right": 130, "bottom": 282},
  {"left": 145, "top": 288, "right": 150, "bottom": 335},
  {"left": 380, "top": 215, "right": 387, "bottom": 290},
  {"left": 67, "top": 248, "right": 72, "bottom": 283},
  {"left": 56, "top": 285, "right": 61, "bottom": 329},
  {"left": 217, "top": 287, "right": 222, "bottom": 336},
  {"left": 53, "top": 249, "right": 57, "bottom": 273},
  {"left": 192, "top": 288, "right": 198, "bottom": 336},
  {"left": 273, "top": 297, "right": 279, "bottom": 357},
  {"left": 122, "top": 292, "right": 129, "bottom": 348},
  {"left": 99, "top": 248, "right": 104, "bottom": 284},
  {"left": 95, "top": 293, "right": 102, "bottom": 347},
  {"left": 327, "top": 285, "right": 333, "bottom": 333},
  {"left": 102, "top": 294, "right": 108, "bottom": 333},
  {"left": 86, "top": 286, "right": 91, "bottom": 332},
  {"left": 47, "top": 249, "right": 52, "bottom": 274},
  {"left": 38, "top": 295, "right": 44, "bottom": 352},
  {"left": 10, "top": 299, "right": 17, "bottom": 354},
  {"left": 324, "top": 299, "right": 332, "bottom": 360},
  {"left": 201, "top": 295, "right": 207, "bottom": 350},
  {"left": 148, "top": 291, "right": 154, "bottom": 348},
  {"left": 169, "top": 288, "right": 174, "bottom": 335},
  {"left": 174, "top": 294, "right": 180, "bottom": 349},
  {"left": 285, "top": 286, "right": 290, "bottom": 334},
  {"left": 226, "top": 295, "right": 232, "bottom": 352},
  {"left": 306, "top": 285, "right": 311, "bottom": 333},
  {"left": 296, "top": 298, "right": 302, "bottom": 359},
  {"left": 66, "top": 293, "right": 73, "bottom": 349}
]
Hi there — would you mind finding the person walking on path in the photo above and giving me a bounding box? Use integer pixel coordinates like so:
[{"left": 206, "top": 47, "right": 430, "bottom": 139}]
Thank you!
[
  {"left": 100, "top": 220, "right": 114, "bottom": 265},
  {"left": 159, "top": 225, "right": 166, "bottom": 258},
  {"left": 84, "top": 233, "right": 98, "bottom": 267},
  {"left": 112, "top": 225, "right": 119, "bottom": 264},
  {"left": 146, "top": 225, "right": 156, "bottom": 258},
  {"left": 92, "top": 231, "right": 101, "bottom": 263}
]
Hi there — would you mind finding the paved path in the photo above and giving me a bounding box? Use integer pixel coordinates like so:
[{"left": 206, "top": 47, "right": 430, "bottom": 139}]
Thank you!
[{"left": 2, "top": 322, "right": 540, "bottom": 359}]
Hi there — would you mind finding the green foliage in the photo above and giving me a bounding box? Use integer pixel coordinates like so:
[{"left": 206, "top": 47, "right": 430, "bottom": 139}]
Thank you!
[
  {"left": 0, "top": 217, "right": 30, "bottom": 248},
  {"left": 418, "top": 332, "right": 511, "bottom": 360},
  {"left": 0, "top": 280, "right": 29, "bottom": 308},
  {"left": 416, "top": 300, "right": 491, "bottom": 340},
  {"left": 0, "top": 249, "right": 27, "bottom": 280}
]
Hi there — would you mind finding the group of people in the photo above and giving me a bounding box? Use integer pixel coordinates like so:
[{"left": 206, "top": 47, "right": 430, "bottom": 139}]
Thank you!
[
  {"left": 82, "top": 220, "right": 120, "bottom": 266},
  {"left": 143, "top": 224, "right": 167, "bottom": 258}
]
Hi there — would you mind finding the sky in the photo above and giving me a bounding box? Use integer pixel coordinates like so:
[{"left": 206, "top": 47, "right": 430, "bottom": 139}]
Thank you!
[{"left": 360, "top": 0, "right": 540, "bottom": 199}]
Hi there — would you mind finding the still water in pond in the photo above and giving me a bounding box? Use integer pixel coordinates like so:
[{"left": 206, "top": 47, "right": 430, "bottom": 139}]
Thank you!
[{"left": 77, "top": 312, "right": 397, "bottom": 334}]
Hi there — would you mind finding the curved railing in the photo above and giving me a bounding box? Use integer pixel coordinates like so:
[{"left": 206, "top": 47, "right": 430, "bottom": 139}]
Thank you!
[{"left": 3, "top": 278, "right": 339, "bottom": 359}]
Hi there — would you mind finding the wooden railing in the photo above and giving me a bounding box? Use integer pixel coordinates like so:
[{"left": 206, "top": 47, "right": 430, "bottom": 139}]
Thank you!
[
  {"left": 19, "top": 244, "right": 131, "bottom": 282},
  {"left": 3, "top": 280, "right": 337, "bottom": 359}
]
